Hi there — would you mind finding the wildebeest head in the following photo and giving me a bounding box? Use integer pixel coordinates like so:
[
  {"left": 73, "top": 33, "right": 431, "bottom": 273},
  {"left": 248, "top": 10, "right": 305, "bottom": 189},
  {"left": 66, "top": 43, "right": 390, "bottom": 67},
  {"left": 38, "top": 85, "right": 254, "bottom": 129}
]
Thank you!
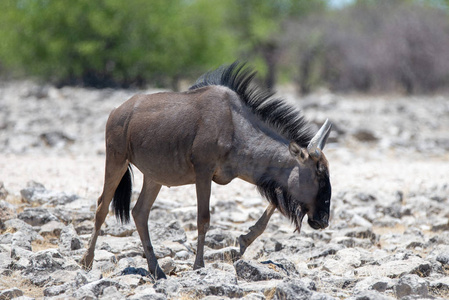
[{"left": 287, "top": 119, "right": 332, "bottom": 233}]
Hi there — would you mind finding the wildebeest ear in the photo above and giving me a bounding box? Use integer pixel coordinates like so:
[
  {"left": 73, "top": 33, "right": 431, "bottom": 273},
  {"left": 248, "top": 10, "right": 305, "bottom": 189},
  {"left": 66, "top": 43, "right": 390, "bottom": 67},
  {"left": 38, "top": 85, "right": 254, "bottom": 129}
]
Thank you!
[{"left": 289, "top": 142, "right": 305, "bottom": 159}]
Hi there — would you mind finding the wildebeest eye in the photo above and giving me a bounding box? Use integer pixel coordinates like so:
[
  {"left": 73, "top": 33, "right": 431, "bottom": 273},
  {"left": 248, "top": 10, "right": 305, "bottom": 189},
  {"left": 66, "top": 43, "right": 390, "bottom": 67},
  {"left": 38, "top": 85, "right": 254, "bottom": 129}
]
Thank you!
[{"left": 316, "top": 162, "right": 324, "bottom": 174}]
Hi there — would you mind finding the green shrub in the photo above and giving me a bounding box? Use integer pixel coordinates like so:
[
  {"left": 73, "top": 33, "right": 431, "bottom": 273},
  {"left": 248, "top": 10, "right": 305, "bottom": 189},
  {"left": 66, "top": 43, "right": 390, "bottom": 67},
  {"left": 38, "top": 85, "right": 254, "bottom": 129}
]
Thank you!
[{"left": 0, "top": 0, "right": 237, "bottom": 88}]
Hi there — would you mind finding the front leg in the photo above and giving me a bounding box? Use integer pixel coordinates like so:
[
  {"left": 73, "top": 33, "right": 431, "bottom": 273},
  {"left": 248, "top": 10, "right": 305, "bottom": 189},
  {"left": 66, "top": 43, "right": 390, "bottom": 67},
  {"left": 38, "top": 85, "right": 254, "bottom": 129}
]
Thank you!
[
  {"left": 193, "top": 174, "right": 212, "bottom": 270},
  {"left": 239, "top": 203, "right": 276, "bottom": 255}
]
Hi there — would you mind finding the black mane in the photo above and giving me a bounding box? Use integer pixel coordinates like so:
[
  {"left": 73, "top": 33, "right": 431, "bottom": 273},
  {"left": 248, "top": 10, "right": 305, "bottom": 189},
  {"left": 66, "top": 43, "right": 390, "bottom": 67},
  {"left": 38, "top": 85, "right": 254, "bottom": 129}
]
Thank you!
[
  {"left": 256, "top": 176, "right": 299, "bottom": 225},
  {"left": 189, "top": 61, "right": 314, "bottom": 148}
]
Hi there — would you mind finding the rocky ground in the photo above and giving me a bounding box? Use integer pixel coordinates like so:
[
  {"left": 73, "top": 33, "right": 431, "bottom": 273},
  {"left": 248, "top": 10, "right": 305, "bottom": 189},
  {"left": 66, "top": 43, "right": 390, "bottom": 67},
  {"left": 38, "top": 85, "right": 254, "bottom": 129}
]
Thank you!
[{"left": 0, "top": 81, "right": 448, "bottom": 299}]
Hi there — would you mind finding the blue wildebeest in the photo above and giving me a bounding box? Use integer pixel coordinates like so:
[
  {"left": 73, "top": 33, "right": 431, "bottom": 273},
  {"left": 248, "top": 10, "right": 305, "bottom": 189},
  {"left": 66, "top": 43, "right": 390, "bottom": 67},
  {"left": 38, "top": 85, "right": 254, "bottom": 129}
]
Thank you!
[{"left": 80, "top": 62, "right": 332, "bottom": 279}]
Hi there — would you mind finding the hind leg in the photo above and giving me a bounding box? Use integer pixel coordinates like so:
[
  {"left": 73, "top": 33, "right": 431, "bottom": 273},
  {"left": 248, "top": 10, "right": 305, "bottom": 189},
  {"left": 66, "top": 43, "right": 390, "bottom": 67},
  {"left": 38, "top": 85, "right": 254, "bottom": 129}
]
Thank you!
[
  {"left": 80, "top": 157, "right": 128, "bottom": 270},
  {"left": 132, "top": 177, "right": 165, "bottom": 279}
]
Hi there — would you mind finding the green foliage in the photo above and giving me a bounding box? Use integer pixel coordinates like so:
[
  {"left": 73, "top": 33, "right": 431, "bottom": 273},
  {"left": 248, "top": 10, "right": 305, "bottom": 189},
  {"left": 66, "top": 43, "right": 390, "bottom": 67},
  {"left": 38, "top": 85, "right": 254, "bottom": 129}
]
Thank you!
[
  {"left": 0, "top": 0, "right": 238, "bottom": 87},
  {"left": 3, "top": 0, "right": 446, "bottom": 94},
  {"left": 227, "top": 0, "right": 327, "bottom": 87}
]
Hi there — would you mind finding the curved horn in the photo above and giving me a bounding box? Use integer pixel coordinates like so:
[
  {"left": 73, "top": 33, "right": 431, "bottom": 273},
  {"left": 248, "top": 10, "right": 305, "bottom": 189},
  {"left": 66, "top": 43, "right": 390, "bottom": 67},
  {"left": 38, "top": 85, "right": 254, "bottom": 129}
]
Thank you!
[{"left": 307, "top": 119, "right": 332, "bottom": 158}]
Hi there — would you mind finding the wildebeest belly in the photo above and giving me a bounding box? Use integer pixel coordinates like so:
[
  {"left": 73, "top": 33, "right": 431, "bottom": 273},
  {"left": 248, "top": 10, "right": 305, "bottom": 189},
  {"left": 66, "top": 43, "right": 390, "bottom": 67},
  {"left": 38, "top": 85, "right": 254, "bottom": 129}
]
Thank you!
[
  {"left": 127, "top": 109, "right": 198, "bottom": 186},
  {"left": 130, "top": 139, "right": 197, "bottom": 186}
]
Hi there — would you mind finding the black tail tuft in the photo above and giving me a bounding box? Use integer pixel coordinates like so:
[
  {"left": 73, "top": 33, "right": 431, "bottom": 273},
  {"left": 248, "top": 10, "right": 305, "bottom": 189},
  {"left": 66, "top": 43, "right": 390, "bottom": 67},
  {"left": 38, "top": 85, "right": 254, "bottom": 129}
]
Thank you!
[{"left": 112, "top": 165, "right": 133, "bottom": 223}]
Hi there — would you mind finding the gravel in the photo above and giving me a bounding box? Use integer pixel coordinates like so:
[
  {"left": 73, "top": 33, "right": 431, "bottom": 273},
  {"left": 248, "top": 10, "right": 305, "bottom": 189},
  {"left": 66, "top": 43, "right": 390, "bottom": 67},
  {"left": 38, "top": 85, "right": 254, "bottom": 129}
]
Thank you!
[{"left": 0, "top": 80, "right": 448, "bottom": 299}]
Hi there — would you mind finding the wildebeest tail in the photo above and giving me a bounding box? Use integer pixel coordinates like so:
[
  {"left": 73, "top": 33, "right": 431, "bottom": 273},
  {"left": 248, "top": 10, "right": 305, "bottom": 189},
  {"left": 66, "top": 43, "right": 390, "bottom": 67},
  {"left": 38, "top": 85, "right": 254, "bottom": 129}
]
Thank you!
[{"left": 112, "top": 165, "right": 133, "bottom": 223}]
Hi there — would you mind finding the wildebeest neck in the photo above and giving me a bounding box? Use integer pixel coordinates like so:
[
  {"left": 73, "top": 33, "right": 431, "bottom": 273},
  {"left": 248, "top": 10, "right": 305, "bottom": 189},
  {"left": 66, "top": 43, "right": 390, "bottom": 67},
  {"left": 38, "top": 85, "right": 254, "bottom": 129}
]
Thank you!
[
  {"left": 230, "top": 105, "right": 296, "bottom": 187},
  {"left": 228, "top": 105, "right": 305, "bottom": 228}
]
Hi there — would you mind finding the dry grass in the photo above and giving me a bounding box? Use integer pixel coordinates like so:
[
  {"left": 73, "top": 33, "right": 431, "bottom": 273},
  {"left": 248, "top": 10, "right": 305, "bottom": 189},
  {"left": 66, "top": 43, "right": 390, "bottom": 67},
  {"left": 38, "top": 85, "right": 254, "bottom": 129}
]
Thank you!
[
  {"left": 373, "top": 223, "right": 406, "bottom": 251},
  {"left": 5, "top": 194, "right": 22, "bottom": 206},
  {"left": 264, "top": 287, "right": 277, "bottom": 300},
  {"left": 372, "top": 223, "right": 406, "bottom": 235},
  {"left": 430, "top": 285, "right": 449, "bottom": 299},
  {"left": 31, "top": 238, "right": 59, "bottom": 252},
  {"left": 0, "top": 238, "right": 59, "bottom": 299},
  {"left": 0, "top": 227, "right": 16, "bottom": 235},
  {"left": 178, "top": 291, "right": 203, "bottom": 300},
  {"left": 0, "top": 271, "right": 43, "bottom": 299}
]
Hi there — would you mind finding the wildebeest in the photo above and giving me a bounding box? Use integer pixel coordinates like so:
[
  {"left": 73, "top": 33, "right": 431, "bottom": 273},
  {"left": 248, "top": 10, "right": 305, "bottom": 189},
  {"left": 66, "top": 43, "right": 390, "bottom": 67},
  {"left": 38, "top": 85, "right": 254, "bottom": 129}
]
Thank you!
[{"left": 80, "top": 62, "right": 332, "bottom": 279}]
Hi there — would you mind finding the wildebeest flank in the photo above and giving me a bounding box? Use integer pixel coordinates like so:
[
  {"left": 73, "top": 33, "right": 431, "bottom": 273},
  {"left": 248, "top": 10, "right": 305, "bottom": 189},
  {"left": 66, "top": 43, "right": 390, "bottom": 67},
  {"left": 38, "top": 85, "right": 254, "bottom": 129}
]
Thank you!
[{"left": 80, "top": 62, "right": 332, "bottom": 279}]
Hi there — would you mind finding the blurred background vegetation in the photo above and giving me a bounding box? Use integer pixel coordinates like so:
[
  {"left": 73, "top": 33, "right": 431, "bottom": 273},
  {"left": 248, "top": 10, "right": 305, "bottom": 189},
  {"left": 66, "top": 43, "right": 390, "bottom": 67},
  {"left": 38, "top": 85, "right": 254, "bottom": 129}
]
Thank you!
[{"left": 1, "top": 0, "right": 449, "bottom": 94}]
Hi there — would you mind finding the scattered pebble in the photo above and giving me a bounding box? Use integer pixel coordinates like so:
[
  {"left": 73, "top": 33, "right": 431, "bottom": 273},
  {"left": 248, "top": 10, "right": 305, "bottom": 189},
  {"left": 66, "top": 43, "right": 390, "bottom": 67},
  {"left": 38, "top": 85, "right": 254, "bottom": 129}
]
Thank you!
[{"left": 0, "top": 81, "right": 448, "bottom": 299}]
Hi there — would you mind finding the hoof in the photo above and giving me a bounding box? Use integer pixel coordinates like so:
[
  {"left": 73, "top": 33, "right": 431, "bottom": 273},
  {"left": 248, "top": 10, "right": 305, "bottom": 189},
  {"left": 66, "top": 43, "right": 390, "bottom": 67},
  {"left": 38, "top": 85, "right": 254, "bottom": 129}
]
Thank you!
[
  {"left": 193, "top": 262, "right": 205, "bottom": 270},
  {"left": 155, "top": 271, "right": 167, "bottom": 280},
  {"left": 79, "top": 253, "right": 93, "bottom": 271},
  {"left": 153, "top": 266, "right": 167, "bottom": 280}
]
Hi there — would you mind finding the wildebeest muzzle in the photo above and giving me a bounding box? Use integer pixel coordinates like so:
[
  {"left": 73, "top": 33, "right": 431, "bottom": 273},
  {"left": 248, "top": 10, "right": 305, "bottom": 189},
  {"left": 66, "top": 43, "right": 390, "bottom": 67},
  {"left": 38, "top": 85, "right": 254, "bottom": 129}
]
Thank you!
[{"left": 308, "top": 211, "right": 329, "bottom": 229}]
